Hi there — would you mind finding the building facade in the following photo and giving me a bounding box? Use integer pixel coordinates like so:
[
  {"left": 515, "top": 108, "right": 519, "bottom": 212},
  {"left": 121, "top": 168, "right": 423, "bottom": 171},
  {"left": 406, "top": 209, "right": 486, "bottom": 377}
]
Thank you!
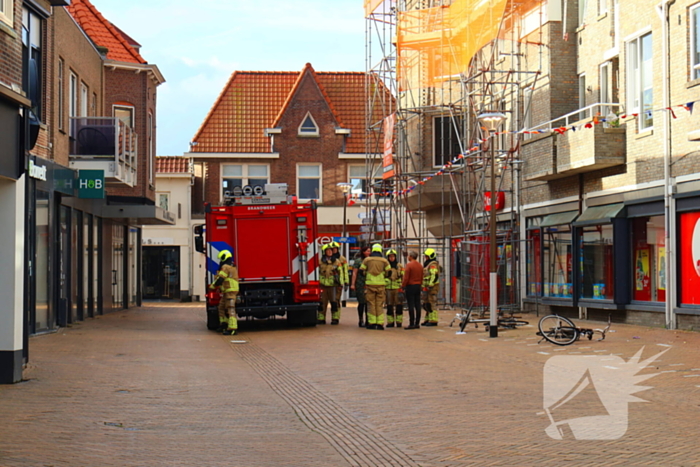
[
  {"left": 187, "top": 63, "right": 394, "bottom": 251},
  {"left": 1, "top": 0, "right": 171, "bottom": 384}
]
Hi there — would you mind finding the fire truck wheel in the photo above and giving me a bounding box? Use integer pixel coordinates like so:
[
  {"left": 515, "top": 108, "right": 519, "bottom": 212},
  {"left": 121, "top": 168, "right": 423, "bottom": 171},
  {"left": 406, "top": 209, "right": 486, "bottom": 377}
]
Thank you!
[{"left": 206, "top": 306, "right": 220, "bottom": 331}]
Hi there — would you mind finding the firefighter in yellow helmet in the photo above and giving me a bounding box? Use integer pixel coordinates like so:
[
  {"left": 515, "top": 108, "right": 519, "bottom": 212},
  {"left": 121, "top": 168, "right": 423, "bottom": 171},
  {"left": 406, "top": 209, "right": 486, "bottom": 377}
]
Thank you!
[
  {"left": 422, "top": 248, "right": 440, "bottom": 326},
  {"left": 384, "top": 248, "right": 404, "bottom": 328},
  {"left": 330, "top": 241, "right": 349, "bottom": 320},
  {"left": 360, "top": 243, "right": 391, "bottom": 329},
  {"left": 318, "top": 243, "right": 341, "bottom": 325},
  {"left": 208, "top": 249, "right": 239, "bottom": 335}
]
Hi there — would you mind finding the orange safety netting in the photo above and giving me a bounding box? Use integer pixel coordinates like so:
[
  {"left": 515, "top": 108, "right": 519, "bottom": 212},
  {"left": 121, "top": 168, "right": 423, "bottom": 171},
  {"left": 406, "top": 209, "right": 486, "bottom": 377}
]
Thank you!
[{"left": 397, "top": 0, "right": 509, "bottom": 89}]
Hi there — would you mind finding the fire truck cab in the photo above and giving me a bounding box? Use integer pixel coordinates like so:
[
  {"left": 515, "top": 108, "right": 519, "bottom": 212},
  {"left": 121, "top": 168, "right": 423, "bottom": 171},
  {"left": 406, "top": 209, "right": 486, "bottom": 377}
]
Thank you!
[{"left": 194, "top": 183, "right": 321, "bottom": 329}]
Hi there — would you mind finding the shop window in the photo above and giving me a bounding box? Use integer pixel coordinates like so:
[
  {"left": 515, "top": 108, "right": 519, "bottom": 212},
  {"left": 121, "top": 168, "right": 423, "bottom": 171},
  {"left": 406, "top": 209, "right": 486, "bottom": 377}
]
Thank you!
[
  {"left": 680, "top": 211, "right": 700, "bottom": 305},
  {"left": 631, "top": 216, "right": 665, "bottom": 302},
  {"left": 543, "top": 226, "right": 573, "bottom": 298},
  {"left": 526, "top": 222, "right": 542, "bottom": 297},
  {"left": 579, "top": 224, "right": 614, "bottom": 300}
]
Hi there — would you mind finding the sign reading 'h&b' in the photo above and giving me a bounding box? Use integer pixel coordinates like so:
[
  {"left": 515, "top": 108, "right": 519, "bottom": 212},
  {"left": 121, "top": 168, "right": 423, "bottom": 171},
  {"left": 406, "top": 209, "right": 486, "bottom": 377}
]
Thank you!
[{"left": 78, "top": 170, "right": 105, "bottom": 199}]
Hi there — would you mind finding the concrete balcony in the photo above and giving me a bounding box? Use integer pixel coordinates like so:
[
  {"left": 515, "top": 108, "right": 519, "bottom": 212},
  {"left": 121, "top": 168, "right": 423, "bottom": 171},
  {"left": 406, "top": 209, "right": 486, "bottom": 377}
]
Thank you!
[
  {"left": 69, "top": 117, "right": 137, "bottom": 187},
  {"left": 522, "top": 103, "right": 626, "bottom": 181}
]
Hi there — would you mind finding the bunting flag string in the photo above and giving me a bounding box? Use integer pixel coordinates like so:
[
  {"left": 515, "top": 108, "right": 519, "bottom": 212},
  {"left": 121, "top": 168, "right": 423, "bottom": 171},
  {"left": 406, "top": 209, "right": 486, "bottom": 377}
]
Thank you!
[{"left": 349, "top": 98, "right": 699, "bottom": 199}]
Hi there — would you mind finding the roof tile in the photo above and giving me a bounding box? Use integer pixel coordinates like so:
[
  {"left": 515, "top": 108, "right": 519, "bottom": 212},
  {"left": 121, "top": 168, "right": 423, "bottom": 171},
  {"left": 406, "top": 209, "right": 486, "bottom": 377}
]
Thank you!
[
  {"left": 156, "top": 156, "right": 191, "bottom": 174},
  {"left": 67, "top": 0, "right": 146, "bottom": 64}
]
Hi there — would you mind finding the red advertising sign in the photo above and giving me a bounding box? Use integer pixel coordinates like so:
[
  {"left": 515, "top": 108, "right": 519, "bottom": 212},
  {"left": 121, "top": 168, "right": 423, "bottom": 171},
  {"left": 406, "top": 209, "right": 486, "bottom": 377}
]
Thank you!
[
  {"left": 382, "top": 113, "right": 395, "bottom": 180},
  {"left": 680, "top": 211, "right": 700, "bottom": 305},
  {"left": 484, "top": 191, "right": 505, "bottom": 211}
]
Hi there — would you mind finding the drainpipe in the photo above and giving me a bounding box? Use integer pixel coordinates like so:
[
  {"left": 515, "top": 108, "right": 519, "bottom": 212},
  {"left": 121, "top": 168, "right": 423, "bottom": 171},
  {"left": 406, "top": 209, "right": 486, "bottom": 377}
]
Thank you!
[{"left": 659, "top": 0, "right": 676, "bottom": 329}]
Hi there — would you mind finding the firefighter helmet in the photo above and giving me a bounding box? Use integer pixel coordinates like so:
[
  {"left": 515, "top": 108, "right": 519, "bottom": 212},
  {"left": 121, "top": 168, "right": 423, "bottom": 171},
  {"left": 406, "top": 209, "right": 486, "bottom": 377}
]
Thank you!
[
  {"left": 218, "top": 250, "right": 232, "bottom": 262},
  {"left": 330, "top": 241, "right": 340, "bottom": 248},
  {"left": 386, "top": 249, "right": 397, "bottom": 257},
  {"left": 424, "top": 248, "right": 436, "bottom": 260},
  {"left": 322, "top": 243, "right": 332, "bottom": 252},
  {"left": 371, "top": 243, "right": 383, "bottom": 253}
]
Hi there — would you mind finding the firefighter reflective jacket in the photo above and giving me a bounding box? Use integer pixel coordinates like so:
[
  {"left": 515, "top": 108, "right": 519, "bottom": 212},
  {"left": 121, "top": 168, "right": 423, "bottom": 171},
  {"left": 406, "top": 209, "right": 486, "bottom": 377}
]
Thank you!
[
  {"left": 320, "top": 258, "right": 341, "bottom": 287},
  {"left": 361, "top": 256, "right": 391, "bottom": 286},
  {"left": 210, "top": 263, "right": 239, "bottom": 293},
  {"left": 337, "top": 255, "right": 349, "bottom": 286},
  {"left": 423, "top": 260, "right": 440, "bottom": 288},
  {"left": 385, "top": 263, "right": 404, "bottom": 290}
]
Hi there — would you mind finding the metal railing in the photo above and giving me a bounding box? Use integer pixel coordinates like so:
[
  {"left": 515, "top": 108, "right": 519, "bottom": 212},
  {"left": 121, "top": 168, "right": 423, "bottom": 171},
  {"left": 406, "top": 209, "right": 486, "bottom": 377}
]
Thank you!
[
  {"left": 69, "top": 117, "right": 138, "bottom": 186},
  {"left": 524, "top": 103, "right": 626, "bottom": 134}
]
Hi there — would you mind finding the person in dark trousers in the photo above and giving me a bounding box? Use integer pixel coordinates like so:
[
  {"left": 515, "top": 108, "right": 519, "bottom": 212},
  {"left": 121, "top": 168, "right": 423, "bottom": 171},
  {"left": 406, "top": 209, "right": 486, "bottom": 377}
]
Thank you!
[
  {"left": 351, "top": 246, "right": 371, "bottom": 327},
  {"left": 401, "top": 250, "right": 424, "bottom": 329}
]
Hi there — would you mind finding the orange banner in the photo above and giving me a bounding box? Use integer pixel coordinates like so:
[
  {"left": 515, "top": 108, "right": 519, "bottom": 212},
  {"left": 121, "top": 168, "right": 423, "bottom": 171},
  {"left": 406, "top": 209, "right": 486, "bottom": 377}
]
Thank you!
[{"left": 382, "top": 113, "right": 395, "bottom": 180}]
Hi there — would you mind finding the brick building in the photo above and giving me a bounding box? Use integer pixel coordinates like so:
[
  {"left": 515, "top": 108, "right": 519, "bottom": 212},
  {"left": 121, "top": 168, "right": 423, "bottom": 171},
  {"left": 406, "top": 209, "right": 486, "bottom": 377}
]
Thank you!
[
  {"left": 1, "top": 0, "right": 170, "bottom": 384},
  {"left": 188, "top": 63, "right": 393, "bottom": 242}
]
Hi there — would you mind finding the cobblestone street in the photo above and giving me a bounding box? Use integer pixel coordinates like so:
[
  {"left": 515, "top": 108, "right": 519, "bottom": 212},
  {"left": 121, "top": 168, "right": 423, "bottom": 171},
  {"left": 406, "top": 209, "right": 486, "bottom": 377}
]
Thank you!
[{"left": 1, "top": 303, "right": 699, "bottom": 466}]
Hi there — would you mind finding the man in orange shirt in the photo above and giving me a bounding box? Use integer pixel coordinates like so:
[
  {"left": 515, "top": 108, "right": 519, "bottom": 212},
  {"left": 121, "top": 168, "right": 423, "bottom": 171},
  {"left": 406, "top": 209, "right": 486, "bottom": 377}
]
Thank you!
[{"left": 401, "top": 251, "right": 424, "bottom": 329}]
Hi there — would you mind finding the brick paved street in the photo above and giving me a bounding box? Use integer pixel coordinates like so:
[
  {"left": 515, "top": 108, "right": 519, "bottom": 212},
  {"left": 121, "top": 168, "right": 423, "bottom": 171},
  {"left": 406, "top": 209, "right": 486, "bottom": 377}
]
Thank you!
[{"left": 1, "top": 303, "right": 700, "bottom": 466}]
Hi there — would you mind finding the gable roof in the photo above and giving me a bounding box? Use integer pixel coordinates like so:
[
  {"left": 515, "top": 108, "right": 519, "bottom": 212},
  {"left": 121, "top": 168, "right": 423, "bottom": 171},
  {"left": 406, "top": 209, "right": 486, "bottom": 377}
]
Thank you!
[
  {"left": 67, "top": 0, "right": 146, "bottom": 64},
  {"left": 191, "top": 63, "right": 392, "bottom": 154},
  {"left": 156, "top": 157, "right": 191, "bottom": 174}
]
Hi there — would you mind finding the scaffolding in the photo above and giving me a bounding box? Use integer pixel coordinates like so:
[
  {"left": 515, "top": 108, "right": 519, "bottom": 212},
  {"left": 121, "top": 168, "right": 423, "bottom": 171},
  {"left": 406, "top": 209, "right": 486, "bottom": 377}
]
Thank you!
[{"left": 365, "top": 0, "right": 548, "bottom": 318}]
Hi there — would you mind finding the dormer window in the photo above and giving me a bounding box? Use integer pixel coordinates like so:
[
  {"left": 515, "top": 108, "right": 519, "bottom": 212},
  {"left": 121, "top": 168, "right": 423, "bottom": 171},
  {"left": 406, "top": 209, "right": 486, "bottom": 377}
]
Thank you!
[{"left": 298, "top": 112, "right": 319, "bottom": 137}]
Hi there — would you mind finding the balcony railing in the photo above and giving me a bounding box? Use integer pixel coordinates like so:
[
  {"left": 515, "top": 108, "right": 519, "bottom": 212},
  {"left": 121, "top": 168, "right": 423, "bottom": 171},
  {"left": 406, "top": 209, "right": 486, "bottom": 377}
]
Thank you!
[
  {"left": 522, "top": 103, "right": 627, "bottom": 181},
  {"left": 69, "top": 117, "right": 137, "bottom": 187}
]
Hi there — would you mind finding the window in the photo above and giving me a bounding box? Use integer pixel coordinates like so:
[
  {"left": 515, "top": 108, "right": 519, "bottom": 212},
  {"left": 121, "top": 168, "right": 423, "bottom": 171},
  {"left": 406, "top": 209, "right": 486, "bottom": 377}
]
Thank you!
[
  {"left": 91, "top": 92, "right": 97, "bottom": 116},
  {"left": 578, "top": 73, "right": 586, "bottom": 120},
  {"left": 542, "top": 226, "right": 573, "bottom": 298},
  {"left": 80, "top": 82, "right": 88, "bottom": 117},
  {"left": 692, "top": 5, "right": 700, "bottom": 80},
  {"left": 579, "top": 0, "right": 588, "bottom": 26},
  {"left": 298, "top": 112, "right": 319, "bottom": 137},
  {"left": 297, "top": 164, "right": 321, "bottom": 200},
  {"left": 148, "top": 112, "right": 154, "bottom": 187},
  {"left": 627, "top": 32, "right": 653, "bottom": 130},
  {"left": 597, "top": 0, "right": 607, "bottom": 16},
  {"left": 433, "top": 116, "right": 462, "bottom": 167},
  {"left": 600, "top": 62, "right": 610, "bottom": 103},
  {"left": 579, "top": 224, "right": 614, "bottom": 300},
  {"left": 114, "top": 105, "right": 134, "bottom": 127},
  {"left": 69, "top": 72, "right": 77, "bottom": 118},
  {"left": 158, "top": 193, "right": 169, "bottom": 212},
  {"left": 526, "top": 224, "right": 542, "bottom": 296},
  {"left": 22, "top": 6, "right": 42, "bottom": 120},
  {"left": 349, "top": 164, "right": 383, "bottom": 199},
  {"left": 221, "top": 164, "right": 269, "bottom": 198},
  {"left": 680, "top": 211, "right": 700, "bottom": 305},
  {"left": 631, "top": 216, "right": 665, "bottom": 302},
  {"left": 0, "top": 0, "right": 13, "bottom": 29},
  {"left": 57, "top": 58, "right": 64, "bottom": 131}
]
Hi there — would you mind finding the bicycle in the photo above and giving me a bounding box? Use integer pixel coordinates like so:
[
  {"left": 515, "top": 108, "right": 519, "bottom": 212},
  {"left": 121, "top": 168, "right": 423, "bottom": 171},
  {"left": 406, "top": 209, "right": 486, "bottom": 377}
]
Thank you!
[
  {"left": 537, "top": 314, "right": 611, "bottom": 346},
  {"left": 450, "top": 307, "right": 529, "bottom": 333}
]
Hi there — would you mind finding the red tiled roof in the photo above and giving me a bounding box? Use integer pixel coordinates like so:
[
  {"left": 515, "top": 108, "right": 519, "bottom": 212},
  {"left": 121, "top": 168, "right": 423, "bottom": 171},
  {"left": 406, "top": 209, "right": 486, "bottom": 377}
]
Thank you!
[
  {"left": 191, "top": 64, "right": 394, "bottom": 155},
  {"left": 156, "top": 157, "right": 191, "bottom": 174},
  {"left": 67, "top": 0, "right": 146, "bottom": 64}
]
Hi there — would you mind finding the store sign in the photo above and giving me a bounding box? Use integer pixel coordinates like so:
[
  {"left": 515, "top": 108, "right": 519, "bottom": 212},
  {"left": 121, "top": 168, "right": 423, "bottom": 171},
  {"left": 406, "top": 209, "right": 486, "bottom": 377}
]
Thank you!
[
  {"left": 78, "top": 170, "right": 105, "bottom": 199},
  {"left": 28, "top": 159, "right": 47, "bottom": 181},
  {"left": 382, "top": 113, "right": 395, "bottom": 179},
  {"left": 484, "top": 191, "right": 505, "bottom": 211}
]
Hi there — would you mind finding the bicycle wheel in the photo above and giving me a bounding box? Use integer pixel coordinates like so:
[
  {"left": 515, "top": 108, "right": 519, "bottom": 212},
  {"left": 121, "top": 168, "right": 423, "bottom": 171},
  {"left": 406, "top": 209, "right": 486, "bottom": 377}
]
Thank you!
[
  {"left": 459, "top": 309, "right": 473, "bottom": 333},
  {"left": 538, "top": 315, "right": 578, "bottom": 346}
]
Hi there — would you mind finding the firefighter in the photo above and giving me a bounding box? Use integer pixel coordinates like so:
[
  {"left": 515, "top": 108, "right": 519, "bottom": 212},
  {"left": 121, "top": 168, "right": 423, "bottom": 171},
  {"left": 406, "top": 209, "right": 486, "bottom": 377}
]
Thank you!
[
  {"left": 331, "top": 241, "right": 349, "bottom": 317},
  {"left": 351, "top": 246, "right": 371, "bottom": 327},
  {"left": 360, "top": 243, "right": 391, "bottom": 330},
  {"left": 208, "top": 250, "right": 239, "bottom": 335},
  {"left": 422, "top": 248, "right": 440, "bottom": 326},
  {"left": 318, "top": 243, "right": 341, "bottom": 325},
  {"left": 384, "top": 248, "right": 404, "bottom": 328}
]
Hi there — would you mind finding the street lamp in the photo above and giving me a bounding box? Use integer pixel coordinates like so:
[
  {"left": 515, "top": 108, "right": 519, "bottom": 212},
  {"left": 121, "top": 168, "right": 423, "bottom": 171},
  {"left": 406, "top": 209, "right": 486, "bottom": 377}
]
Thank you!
[
  {"left": 337, "top": 182, "right": 353, "bottom": 238},
  {"left": 477, "top": 112, "right": 506, "bottom": 338}
]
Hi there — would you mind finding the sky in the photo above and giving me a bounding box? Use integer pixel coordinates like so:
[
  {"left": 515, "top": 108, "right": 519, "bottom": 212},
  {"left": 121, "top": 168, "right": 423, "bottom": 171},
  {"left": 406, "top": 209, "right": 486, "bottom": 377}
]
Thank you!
[{"left": 96, "top": 0, "right": 368, "bottom": 156}]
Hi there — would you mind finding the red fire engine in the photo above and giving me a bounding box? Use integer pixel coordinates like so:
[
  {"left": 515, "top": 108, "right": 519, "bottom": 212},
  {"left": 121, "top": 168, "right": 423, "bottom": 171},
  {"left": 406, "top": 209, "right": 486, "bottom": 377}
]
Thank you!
[{"left": 194, "top": 184, "right": 321, "bottom": 329}]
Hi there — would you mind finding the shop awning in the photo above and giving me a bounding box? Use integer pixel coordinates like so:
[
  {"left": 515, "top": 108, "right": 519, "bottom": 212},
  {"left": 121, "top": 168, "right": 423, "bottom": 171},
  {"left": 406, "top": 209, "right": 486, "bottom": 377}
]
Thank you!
[
  {"left": 101, "top": 205, "right": 176, "bottom": 225},
  {"left": 573, "top": 203, "right": 625, "bottom": 226},
  {"left": 540, "top": 210, "right": 579, "bottom": 228}
]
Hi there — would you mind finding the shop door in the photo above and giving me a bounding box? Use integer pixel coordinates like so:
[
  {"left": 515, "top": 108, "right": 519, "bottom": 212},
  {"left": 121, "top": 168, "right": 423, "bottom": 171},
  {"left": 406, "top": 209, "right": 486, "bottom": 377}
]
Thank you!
[
  {"left": 58, "top": 205, "right": 71, "bottom": 326},
  {"left": 142, "top": 246, "right": 180, "bottom": 300}
]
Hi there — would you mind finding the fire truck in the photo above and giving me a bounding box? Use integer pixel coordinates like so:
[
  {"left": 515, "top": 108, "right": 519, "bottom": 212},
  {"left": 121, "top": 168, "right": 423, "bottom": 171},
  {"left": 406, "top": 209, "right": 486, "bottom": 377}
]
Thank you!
[{"left": 194, "top": 183, "right": 321, "bottom": 329}]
